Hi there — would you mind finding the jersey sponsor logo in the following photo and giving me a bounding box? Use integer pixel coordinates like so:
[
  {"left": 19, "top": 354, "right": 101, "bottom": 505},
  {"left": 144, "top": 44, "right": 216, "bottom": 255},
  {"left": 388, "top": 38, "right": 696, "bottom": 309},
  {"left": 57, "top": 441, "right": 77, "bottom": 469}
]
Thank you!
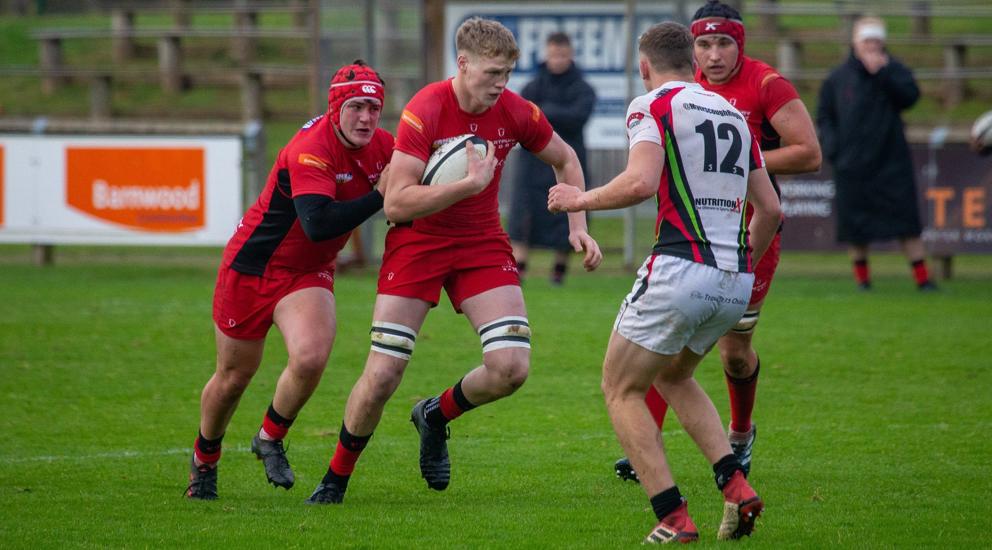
[
  {"left": 684, "top": 102, "right": 745, "bottom": 122},
  {"left": 694, "top": 196, "right": 743, "bottom": 213},
  {"left": 401, "top": 109, "right": 424, "bottom": 133},
  {"left": 66, "top": 147, "right": 205, "bottom": 232},
  {"left": 298, "top": 153, "right": 330, "bottom": 170},
  {"left": 335, "top": 172, "right": 354, "bottom": 184},
  {"left": 627, "top": 112, "right": 645, "bottom": 129},
  {"left": 302, "top": 114, "right": 324, "bottom": 129}
]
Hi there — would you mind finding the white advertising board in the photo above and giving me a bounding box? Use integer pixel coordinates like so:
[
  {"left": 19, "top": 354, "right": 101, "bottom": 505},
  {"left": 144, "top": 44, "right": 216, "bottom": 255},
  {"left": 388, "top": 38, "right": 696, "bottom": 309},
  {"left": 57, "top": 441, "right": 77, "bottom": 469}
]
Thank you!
[
  {"left": 445, "top": 2, "right": 678, "bottom": 149},
  {"left": 0, "top": 135, "right": 243, "bottom": 246}
]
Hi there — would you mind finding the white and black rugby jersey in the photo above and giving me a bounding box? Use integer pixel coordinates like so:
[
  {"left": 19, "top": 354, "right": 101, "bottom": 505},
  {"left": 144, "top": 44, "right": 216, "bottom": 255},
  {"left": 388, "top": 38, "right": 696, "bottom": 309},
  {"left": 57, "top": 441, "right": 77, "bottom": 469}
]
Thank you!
[{"left": 626, "top": 80, "right": 765, "bottom": 273}]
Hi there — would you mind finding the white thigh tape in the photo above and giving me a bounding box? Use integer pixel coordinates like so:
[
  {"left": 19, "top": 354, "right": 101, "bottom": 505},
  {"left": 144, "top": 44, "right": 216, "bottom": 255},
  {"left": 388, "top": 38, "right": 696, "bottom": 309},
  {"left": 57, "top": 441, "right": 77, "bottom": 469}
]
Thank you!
[
  {"left": 370, "top": 321, "right": 417, "bottom": 360},
  {"left": 478, "top": 316, "right": 531, "bottom": 353},
  {"left": 731, "top": 309, "right": 760, "bottom": 334}
]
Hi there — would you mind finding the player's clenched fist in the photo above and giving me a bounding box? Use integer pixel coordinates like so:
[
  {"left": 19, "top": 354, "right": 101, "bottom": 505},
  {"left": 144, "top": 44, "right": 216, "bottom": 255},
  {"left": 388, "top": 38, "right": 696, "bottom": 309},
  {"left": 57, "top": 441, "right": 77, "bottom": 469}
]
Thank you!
[{"left": 547, "top": 182, "right": 584, "bottom": 213}]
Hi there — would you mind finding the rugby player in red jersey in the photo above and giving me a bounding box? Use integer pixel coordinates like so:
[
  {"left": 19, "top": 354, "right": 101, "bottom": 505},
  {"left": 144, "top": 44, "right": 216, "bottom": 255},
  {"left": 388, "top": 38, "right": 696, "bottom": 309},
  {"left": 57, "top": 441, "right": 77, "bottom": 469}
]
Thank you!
[
  {"left": 306, "top": 17, "right": 602, "bottom": 504},
  {"left": 615, "top": 0, "right": 821, "bottom": 483},
  {"left": 185, "top": 60, "right": 393, "bottom": 500}
]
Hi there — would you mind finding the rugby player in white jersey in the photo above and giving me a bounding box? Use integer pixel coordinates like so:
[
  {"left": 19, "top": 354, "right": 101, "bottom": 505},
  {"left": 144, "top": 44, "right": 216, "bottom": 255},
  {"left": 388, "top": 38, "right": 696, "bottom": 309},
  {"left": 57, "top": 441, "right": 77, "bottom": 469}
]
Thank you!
[{"left": 548, "top": 22, "right": 781, "bottom": 544}]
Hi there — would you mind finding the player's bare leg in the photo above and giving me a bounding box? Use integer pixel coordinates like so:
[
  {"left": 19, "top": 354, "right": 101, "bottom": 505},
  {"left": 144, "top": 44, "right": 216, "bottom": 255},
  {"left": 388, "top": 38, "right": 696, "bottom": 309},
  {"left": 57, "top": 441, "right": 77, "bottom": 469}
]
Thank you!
[
  {"left": 346, "top": 295, "right": 431, "bottom": 433},
  {"left": 601, "top": 331, "right": 698, "bottom": 543},
  {"left": 270, "top": 288, "right": 336, "bottom": 419},
  {"left": 655, "top": 348, "right": 763, "bottom": 541},
  {"left": 187, "top": 328, "right": 265, "bottom": 499},
  {"left": 308, "top": 294, "right": 430, "bottom": 504},
  {"left": 460, "top": 286, "right": 530, "bottom": 404},
  {"left": 251, "top": 287, "right": 336, "bottom": 490},
  {"left": 406, "top": 285, "right": 531, "bottom": 491},
  {"left": 653, "top": 348, "right": 730, "bottom": 465}
]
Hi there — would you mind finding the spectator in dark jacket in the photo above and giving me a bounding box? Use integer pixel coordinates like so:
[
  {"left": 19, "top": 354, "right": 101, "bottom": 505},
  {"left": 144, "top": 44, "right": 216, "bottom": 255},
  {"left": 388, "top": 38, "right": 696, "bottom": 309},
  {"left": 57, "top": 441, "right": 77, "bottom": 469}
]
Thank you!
[
  {"left": 508, "top": 32, "right": 596, "bottom": 285},
  {"left": 817, "top": 16, "right": 936, "bottom": 291}
]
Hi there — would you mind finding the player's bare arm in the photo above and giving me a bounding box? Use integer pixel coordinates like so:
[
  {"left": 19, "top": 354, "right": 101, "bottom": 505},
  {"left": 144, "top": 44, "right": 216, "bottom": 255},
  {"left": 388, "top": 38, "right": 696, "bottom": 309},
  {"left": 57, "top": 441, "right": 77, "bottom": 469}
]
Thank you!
[
  {"left": 383, "top": 141, "right": 496, "bottom": 223},
  {"left": 763, "top": 98, "right": 821, "bottom": 175},
  {"left": 549, "top": 141, "right": 663, "bottom": 213},
  {"left": 744, "top": 167, "right": 782, "bottom": 263},
  {"left": 535, "top": 132, "right": 603, "bottom": 270}
]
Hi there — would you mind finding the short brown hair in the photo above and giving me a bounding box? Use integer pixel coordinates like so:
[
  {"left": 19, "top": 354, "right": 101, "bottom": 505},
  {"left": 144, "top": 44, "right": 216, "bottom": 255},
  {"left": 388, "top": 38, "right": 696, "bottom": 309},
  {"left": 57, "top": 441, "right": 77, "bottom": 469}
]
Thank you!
[
  {"left": 546, "top": 31, "right": 571, "bottom": 48},
  {"left": 638, "top": 21, "right": 694, "bottom": 73},
  {"left": 456, "top": 17, "right": 520, "bottom": 61}
]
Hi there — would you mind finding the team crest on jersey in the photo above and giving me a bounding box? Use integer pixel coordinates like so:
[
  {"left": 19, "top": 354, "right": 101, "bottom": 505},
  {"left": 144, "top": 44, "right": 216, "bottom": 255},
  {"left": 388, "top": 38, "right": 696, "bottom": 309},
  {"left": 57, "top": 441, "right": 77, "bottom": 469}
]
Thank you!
[
  {"left": 498, "top": 128, "right": 506, "bottom": 137},
  {"left": 469, "top": 123, "right": 478, "bottom": 132},
  {"left": 627, "top": 112, "right": 645, "bottom": 129},
  {"left": 336, "top": 172, "right": 354, "bottom": 184},
  {"left": 301, "top": 114, "right": 324, "bottom": 129}
]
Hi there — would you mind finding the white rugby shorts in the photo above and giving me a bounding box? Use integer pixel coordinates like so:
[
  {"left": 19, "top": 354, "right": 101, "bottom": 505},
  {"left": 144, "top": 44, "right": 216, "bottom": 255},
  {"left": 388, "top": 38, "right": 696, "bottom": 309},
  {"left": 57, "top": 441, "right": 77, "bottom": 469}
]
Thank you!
[{"left": 614, "top": 254, "right": 754, "bottom": 356}]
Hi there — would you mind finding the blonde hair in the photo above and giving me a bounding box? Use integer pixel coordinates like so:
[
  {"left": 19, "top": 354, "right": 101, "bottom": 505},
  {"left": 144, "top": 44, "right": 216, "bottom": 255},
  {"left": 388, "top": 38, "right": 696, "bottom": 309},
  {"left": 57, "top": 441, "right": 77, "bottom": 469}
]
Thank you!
[{"left": 455, "top": 17, "right": 520, "bottom": 61}]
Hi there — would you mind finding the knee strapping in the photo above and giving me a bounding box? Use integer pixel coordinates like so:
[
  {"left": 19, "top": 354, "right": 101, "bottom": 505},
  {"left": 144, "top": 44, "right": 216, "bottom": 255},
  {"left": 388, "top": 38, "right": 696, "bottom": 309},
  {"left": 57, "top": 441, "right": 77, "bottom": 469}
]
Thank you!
[
  {"left": 731, "top": 309, "right": 760, "bottom": 334},
  {"left": 478, "top": 316, "right": 531, "bottom": 353},
  {"left": 370, "top": 321, "right": 417, "bottom": 360}
]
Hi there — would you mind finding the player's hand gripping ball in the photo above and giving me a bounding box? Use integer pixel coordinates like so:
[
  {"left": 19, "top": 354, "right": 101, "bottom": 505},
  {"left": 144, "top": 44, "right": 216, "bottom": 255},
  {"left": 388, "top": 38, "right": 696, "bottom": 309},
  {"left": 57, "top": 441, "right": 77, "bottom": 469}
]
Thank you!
[{"left": 421, "top": 134, "right": 488, "bottom": 185}]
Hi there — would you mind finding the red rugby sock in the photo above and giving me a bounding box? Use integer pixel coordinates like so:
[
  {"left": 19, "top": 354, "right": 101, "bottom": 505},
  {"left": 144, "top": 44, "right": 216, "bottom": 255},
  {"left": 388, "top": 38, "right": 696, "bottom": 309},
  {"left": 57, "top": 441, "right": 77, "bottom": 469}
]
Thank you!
[
  {"left": 911, "top": 259, "right": 930, "bottom": 286},
  {"left": 194, "top": 432, "right": 223, "bottom": 465},
  {"left": 260, "top": 403, "right": 294, "bottom": 441},
  {"left": 328, "top": 424, "right": 372, "bottom": 476},
  {"left": 726, "top": 360, "right": 760, "bottom": 433},
  {"left": 853, "top": 259, "right": 870, "bottom": 285}
]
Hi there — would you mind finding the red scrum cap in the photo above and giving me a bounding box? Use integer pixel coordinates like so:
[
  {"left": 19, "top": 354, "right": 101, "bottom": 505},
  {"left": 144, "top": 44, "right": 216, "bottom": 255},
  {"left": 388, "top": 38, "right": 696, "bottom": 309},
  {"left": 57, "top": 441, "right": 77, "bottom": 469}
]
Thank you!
[
  {"left": 690, "top": 0, "right": 746, "bottom": 61},
  {"left": 327, "top": 60, "right": 385, "bottom": 127}
]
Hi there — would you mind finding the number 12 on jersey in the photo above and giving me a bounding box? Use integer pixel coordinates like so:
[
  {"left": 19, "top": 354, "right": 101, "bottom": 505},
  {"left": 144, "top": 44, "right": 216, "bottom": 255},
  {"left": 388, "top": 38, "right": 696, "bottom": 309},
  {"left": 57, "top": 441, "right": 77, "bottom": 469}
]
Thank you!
[{"left": 695, "top": 119, "right": 744, "bottom": 177}]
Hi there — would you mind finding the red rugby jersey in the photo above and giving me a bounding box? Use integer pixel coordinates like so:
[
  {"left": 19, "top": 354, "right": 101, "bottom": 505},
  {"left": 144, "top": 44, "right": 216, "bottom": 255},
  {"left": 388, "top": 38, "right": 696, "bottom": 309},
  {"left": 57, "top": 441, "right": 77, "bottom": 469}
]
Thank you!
[
  {"left": 222, "top": 114, "right": 393, "bottom": 276},
  {"left": 695, "top": 55, "right": 799, "bottom": 154},
  {"left": 395, "top": 79, "right": 554, "bottom": 236}
]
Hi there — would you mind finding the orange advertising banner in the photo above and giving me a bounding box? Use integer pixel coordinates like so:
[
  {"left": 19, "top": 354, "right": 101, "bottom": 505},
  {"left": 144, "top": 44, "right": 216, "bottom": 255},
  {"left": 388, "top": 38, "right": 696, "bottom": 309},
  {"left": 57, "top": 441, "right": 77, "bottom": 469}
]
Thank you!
[{"left": 66, "top": 147, "right": 205, "bottom": 232}]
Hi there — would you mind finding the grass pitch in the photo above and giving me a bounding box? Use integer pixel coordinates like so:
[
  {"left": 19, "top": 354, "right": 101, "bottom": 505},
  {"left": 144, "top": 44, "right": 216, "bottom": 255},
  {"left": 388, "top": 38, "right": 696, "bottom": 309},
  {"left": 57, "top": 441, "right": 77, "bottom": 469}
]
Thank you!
[{"left": 0, "top": 245, "right": 990, "bottom": 548}]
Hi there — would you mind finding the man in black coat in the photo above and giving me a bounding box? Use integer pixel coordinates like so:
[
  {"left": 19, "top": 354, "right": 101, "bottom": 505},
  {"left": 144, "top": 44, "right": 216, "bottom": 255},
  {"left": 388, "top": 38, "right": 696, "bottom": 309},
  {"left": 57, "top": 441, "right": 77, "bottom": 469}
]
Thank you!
[
  {"left": 817, "top": 16, "right": 936, "bottom": 291},
  {"left": 509, "top": 32, "right": 596, "bottom": 285}
]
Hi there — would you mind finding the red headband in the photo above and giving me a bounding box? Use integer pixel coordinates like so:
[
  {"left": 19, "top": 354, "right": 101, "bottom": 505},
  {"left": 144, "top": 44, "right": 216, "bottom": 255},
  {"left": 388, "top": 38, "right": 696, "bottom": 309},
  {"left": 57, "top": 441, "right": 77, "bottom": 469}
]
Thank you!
[
  {"left": 327, "top": 63, "right": 385, "bottom": 127},
  {"left": 690, "top": 16, "right": 746, "bottom": 55}
]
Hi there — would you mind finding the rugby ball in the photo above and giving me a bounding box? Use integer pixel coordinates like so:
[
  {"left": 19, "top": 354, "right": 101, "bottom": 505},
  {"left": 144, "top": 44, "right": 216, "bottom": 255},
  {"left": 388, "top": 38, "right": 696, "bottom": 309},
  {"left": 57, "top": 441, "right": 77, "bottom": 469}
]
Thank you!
[
  {"left": 971, "top": 110, "right": 992, "bottom": 152},
  {"left": 421, "top": 134, "right": 488, "bottom": 185}
]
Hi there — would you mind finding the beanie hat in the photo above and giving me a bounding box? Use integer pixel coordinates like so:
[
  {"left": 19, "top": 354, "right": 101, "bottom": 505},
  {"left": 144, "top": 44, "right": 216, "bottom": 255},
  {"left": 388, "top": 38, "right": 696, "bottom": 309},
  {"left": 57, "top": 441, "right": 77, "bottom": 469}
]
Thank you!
[
  {"left": 690, "top": 0, "right": 746, "bottom": 64},
  {"left": 327, "top": 60, "right": 385, "bottom": 127}
]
